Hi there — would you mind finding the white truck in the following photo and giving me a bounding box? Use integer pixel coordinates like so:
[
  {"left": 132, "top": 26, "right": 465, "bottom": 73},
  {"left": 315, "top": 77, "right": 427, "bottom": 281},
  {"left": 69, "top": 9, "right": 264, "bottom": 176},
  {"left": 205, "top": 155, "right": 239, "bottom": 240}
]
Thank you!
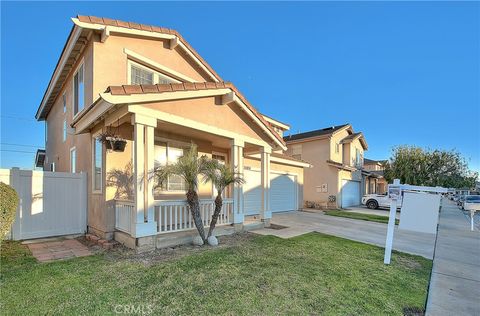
[{"left": 361, "top": 193, "right": 402, "bottom": 209}]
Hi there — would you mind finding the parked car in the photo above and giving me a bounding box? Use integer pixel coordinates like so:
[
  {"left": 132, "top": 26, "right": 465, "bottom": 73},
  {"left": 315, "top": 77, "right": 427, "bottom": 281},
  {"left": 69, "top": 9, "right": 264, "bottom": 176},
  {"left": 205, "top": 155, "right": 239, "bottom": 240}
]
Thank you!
[
  {"left": 463, "top": 195, "right": 480, "bottom": 212},
  {"left": 361, "top": 193, "right": 402, "bottom": 209},
  {"left": 457, "top": 195, "right": 466, "bottom": 209}
]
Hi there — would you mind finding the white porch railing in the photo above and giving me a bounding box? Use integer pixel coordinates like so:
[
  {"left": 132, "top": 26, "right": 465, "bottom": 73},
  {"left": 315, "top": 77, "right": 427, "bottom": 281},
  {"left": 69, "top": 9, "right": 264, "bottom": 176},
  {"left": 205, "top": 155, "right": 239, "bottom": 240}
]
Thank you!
[
  {"left": 154, "top": 198, "right": 234, "bottom": 234},
  {"left": 112, "top": 198, "right": 234, "bottom": 236},
  {"left": 112, "top": 200, "right": 135, "bottom": 234}
]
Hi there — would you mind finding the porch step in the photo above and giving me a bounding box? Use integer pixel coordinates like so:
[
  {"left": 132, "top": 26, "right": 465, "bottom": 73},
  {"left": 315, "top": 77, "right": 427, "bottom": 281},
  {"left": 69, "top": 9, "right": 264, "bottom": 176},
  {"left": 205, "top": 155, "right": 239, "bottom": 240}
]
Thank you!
[{"left": 243, "top": 221, "right": 265, "bottom": 231}]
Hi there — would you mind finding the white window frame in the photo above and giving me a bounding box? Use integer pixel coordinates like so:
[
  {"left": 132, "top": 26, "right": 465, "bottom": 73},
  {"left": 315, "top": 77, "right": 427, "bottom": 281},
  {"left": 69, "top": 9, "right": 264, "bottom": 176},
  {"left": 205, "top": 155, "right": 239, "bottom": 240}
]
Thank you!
[
  {"left": 72, "top": 60, "right": 85, "bottom": 119},
  {"left": 63, "top": 92, "right": 66, "bottom": 114},
  {"left": 153, "top": 138, "right": 190, "bottom": 194},
  {"left": 63, "top": 119, "right": 67, "bottom": 142},
  {"left": 127, "top": 60, "right": 181, "bottom": 85},
  {"left": 92, "top": 135, "right": 103, "bottom": 194},
  {"left": 70, "top": 147, "right": 77, "bottom": 173}
]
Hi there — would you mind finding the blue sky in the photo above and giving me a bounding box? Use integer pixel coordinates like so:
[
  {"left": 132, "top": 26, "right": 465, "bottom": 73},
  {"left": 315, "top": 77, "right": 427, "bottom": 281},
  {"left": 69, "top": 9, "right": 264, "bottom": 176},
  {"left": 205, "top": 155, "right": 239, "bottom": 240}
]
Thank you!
[{"left": 1, "top": 1, "right": 479, "bottom": 172}]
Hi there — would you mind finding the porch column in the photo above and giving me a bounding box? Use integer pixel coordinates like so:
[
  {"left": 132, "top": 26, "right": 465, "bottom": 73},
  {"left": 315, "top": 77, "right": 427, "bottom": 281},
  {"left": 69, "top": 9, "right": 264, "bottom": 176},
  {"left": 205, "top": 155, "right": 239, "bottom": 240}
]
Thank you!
[
  {"left": 132, "top": 114, "right": 157, "bottom": 238},
  {"left": 231, "top": 139, "right": 244, "bottom": 225},
  {"left": 260, "top": 147, "right": 271, "bottom": 225}
]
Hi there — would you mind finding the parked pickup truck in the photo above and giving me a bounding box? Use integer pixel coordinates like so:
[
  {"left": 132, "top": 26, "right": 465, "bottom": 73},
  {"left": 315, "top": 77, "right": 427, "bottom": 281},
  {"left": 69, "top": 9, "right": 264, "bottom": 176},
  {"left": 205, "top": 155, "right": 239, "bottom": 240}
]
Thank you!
[
  {"left": 463, "top": 195, "right": 480, "bottom": 212},
  {"left": 361, "top": 193, "right": 402, "bottom": 209}
]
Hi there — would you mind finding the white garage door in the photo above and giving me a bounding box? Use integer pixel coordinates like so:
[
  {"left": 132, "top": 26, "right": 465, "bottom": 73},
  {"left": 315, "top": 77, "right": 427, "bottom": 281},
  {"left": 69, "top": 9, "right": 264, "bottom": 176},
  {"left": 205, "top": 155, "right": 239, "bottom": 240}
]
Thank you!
[
  {"left": 270, "top": 173, "right": 297, "bottom": 212},
  {"left": 243, "top": 169, "right": 297, "bottom": 214},
  {"left": 341, "top": 180, "right": 361, "bottom": 208}
]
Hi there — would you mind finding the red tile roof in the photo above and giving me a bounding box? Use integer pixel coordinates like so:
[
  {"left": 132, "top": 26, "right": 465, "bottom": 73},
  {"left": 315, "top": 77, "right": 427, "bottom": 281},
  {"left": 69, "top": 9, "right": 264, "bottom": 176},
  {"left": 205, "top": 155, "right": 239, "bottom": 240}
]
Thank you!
[
  {"left": 104, "top": 82, "right": 286, "bottom": 147},
  {"left": 76, "top": 15, "right": 222, "bottom": 82}
]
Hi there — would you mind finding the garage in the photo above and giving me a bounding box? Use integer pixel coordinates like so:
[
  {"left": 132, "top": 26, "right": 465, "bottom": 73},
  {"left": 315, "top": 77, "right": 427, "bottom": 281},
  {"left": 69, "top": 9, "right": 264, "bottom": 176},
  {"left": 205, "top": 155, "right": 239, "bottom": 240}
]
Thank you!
[
  {"left": 243, "top": 169, "right": 298, "bottom": 214},
  {"left": 341, "top": 179, "right": 361, "bottom": 208},
  {"left": 270, "top": 173, "right": 297, "bottom": 212}
]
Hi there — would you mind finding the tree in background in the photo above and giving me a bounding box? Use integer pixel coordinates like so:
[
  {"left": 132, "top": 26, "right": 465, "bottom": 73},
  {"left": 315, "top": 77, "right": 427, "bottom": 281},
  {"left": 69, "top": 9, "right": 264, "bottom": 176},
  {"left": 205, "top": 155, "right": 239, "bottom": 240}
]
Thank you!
[{"left": 384, "top": 146, "right": 478, "bottom": 189}]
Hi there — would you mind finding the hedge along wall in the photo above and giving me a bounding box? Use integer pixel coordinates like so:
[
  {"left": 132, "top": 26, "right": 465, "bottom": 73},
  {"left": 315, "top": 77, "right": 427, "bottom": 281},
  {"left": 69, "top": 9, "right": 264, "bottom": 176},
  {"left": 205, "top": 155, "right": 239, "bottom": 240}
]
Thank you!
[{"left": 0, "top": 182, "right": 18, "bottom": 240}]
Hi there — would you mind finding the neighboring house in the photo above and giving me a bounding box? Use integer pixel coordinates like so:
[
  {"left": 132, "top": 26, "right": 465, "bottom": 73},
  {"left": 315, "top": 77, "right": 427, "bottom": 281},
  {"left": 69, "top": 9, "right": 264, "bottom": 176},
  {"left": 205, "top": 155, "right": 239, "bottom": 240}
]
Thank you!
[
  {"left": 284, "top": 124, "right": 371, "bottom": 208},
  {"left": 35, "top": 16, "right": 309, "bottom": 250},
  {"left": 362, "top": 158, "right": 388, "bottom": 195}
]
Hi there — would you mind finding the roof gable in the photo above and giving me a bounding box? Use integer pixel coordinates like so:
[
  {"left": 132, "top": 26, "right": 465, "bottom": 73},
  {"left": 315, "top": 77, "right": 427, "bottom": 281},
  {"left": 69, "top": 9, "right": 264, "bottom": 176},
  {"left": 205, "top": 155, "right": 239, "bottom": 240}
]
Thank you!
[
  {"left": 283, "top": 124, "right": 351, "bottom": 142},
  {"left": 73, "top": 82, "right": 286, "bottom": 149}
]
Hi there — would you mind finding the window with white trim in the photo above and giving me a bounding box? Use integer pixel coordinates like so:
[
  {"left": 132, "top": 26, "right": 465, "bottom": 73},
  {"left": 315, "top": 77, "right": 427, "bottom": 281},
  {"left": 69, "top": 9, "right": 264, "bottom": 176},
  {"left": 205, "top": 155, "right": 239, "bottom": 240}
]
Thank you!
[
  {"left": 73, "top": 64, "right": 84, "bottom": 115},
  {"left": 70, "top": 147, "right": 76, "bottom": 173},
  {"left": 93, "top": 138, "right": 103, "bottom": 192},
  {"left": 131, "top": 65, "right": 154, "bottom": 85},
  {"left": 63, "top": 93, "right": 66, "bottom": 113},
  {"left": 63, "top": 120, "right": 67, "bottom": 142},
  {"left": 129, "top": 61, "right": 180, "bottom": 85},
  {"left": 154, "top": 141, "right": 187, "bottom": 192}
]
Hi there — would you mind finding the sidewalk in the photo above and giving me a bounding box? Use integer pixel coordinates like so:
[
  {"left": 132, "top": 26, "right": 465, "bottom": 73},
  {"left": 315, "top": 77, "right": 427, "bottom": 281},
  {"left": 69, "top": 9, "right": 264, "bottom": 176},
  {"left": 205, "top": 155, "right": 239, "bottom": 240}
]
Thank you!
[{"left": 426, "top": 200, "right": 480, "bottom": 315}]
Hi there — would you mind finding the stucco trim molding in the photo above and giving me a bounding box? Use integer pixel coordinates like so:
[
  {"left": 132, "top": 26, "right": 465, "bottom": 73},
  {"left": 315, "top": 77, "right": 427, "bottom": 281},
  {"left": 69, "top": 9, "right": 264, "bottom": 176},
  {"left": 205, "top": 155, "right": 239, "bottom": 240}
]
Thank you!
[{"left": 123, "top": 48, "right": 197, "bottom": 83}]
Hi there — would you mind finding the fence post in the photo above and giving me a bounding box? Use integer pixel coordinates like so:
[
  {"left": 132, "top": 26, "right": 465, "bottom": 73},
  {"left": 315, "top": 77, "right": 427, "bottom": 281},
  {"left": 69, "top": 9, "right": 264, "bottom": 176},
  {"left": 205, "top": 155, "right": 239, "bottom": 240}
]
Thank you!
[
  {"left": 9, "top": 168, "right": 21, "bottom": 240},
  {"left": 80, "top": 172, "right": 88, "bottom": 234}
]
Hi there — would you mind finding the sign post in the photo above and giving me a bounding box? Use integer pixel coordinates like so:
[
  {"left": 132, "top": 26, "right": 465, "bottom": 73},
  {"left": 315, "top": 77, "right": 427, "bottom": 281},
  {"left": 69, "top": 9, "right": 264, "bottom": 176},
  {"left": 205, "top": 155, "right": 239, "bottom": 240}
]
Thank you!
[{"left": 384, "top": 179, "right": 401, "bottom": 265}]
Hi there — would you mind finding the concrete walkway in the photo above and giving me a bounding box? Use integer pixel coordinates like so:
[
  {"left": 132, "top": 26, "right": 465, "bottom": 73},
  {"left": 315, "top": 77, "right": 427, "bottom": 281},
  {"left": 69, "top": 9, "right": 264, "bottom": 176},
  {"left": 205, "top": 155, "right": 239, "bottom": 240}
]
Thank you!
[
  {"left": 343, "top": 206, "right": 401, "bottom": 219},
  {"left": 426, "top": 200, "right": 480, "bottom": 316},
  {"left": 254, "top": 210, "right": 436, "bottom": 258}
]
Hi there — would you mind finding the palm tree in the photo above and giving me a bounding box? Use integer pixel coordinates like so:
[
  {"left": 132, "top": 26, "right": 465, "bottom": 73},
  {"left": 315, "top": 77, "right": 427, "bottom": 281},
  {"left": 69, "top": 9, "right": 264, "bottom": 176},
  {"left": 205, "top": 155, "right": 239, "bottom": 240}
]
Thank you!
[
  {"left": 150, "top": 144, "right": 210, "bottom": 244},
  {"left": 204, "top": 160, "right": 245, "bottom": 238}
]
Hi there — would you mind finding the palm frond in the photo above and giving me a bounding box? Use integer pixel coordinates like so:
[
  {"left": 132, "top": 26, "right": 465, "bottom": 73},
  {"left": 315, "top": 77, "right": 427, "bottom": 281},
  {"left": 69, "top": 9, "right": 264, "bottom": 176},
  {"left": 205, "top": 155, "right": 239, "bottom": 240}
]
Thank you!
[{"left": 203, "top": 160, "right": 245, "bottom": 194}]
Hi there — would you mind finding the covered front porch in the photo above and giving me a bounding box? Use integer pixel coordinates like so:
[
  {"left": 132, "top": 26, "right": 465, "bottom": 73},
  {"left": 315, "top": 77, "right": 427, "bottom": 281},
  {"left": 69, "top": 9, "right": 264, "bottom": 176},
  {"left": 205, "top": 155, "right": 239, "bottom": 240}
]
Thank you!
[{"left": 93, "top": 108, "right": 280, "bottom": 250}]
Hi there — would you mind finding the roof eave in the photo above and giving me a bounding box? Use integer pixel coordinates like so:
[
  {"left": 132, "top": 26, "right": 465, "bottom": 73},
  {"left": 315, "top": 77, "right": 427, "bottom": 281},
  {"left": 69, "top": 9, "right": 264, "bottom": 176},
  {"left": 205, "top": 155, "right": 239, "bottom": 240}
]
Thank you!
[{"left": 35, "top": 23, "right": 82, "bottom": 120}]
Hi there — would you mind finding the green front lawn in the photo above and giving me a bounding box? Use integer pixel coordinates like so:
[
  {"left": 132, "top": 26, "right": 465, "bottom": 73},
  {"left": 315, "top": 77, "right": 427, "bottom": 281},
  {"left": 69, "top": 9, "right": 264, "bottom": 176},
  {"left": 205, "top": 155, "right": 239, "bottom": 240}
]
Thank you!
[
  {"left": 324, "top": 210, "right": 400, "bottom": 225},
  {"left": 1, "top": 233, "right": 430, "bottom": 315}
]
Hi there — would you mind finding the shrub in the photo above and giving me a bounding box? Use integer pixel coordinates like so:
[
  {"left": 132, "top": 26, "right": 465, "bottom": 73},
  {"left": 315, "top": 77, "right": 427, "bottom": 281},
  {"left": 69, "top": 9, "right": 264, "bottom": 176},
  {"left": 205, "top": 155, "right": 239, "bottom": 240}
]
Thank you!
[{"left": 0, "top": 182, "right": 19, "bottom": 241}]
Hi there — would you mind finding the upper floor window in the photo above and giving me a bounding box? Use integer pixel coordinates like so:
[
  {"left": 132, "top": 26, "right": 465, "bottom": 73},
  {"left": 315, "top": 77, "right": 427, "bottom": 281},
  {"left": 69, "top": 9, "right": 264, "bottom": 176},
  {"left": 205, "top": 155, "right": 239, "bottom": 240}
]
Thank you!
[
  {"left": 63, "top": 93, "right": 66, "bottom": 113},
  {"left": 355, "top": 148, "right": 363, "bottom": 167},
  {"left": 73, "top": 64, "right": 84, "bottom": 116},
  {"left": 129, "top": 61, "right": 180, "bottom": 85},
  {"left": 131, "top": 65, "right": 154, "bottom": 85}
]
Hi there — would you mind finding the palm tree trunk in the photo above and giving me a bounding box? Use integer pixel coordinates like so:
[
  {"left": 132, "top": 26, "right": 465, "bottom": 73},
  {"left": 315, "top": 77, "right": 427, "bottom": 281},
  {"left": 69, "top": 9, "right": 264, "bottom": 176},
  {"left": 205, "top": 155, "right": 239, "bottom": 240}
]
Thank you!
[
  {"left": 208, "top": 193, "right": 223, "bottom": 238},
  {"left": 186, "top": 189, "right": 206, "bottom": 243}
]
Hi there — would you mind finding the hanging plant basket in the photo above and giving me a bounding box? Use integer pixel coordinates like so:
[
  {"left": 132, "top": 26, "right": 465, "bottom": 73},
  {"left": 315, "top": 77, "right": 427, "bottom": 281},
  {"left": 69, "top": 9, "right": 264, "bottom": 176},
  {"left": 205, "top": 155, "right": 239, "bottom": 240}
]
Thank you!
[
  {"left": 107, "top": 136, "right": 127, "bottom": 152},
  {"left": 98, "top": 130, "right": 127, "bottom": 153}
]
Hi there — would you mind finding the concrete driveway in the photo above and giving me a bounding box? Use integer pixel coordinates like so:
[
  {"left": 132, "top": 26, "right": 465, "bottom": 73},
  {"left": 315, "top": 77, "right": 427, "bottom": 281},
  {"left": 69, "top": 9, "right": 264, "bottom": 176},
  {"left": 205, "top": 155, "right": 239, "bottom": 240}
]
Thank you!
[{"left": 254, "top": 210, "right": 436, "bottom": 258}]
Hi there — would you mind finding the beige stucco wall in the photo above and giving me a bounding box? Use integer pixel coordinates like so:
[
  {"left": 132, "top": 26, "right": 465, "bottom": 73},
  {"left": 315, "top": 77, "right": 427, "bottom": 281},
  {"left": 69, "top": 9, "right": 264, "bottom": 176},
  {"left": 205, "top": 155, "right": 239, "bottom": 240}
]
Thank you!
[
  {"left": 92, "top": 33, "right": 212, "bottom": 98},
  {"left": 135, "top": 97, "right": 274, "bottom": 145},
  {"left": 284, "top": 137, "right": 345, "bottom": 205}
]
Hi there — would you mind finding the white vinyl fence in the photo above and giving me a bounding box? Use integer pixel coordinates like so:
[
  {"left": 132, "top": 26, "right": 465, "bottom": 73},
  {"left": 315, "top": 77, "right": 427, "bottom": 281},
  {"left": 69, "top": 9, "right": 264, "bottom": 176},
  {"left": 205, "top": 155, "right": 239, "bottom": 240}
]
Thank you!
[{"left": 0, "top": 168, "right": 87, "bottom": 240}]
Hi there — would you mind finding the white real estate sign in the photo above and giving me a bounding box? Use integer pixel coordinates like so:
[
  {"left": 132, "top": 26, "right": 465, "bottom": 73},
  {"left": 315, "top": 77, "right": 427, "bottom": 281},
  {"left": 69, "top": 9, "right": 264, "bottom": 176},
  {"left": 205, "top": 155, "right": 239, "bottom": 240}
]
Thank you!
[{"left": 399, "top": 192, "right": 441, "bottom": 234}]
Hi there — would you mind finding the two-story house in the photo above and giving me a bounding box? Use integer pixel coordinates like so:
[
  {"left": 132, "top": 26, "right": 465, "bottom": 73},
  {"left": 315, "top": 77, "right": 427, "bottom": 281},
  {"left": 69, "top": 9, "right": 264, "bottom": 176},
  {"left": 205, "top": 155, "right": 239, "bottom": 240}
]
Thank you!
[
  {"left": 284, "top": 124, "right": 369, "bottom": 208},
  {"left": 34, "top": 16, "right": 309, "bottom": 251},
  {"left": 363, "top": 158, "right": 388, "bottom": 194}
]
